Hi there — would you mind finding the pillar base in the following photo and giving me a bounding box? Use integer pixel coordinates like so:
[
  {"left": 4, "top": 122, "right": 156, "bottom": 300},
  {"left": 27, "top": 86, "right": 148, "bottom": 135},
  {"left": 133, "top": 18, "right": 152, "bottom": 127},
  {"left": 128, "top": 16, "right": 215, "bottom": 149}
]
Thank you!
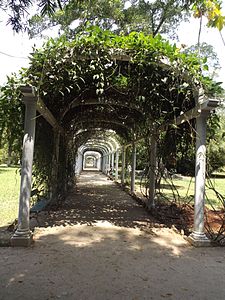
[
  {"left": 11, "top": 231, "right": 33, "bottom": 247},
  {"left": 187, "top": 232, "right": 211, "bottom": 247}
]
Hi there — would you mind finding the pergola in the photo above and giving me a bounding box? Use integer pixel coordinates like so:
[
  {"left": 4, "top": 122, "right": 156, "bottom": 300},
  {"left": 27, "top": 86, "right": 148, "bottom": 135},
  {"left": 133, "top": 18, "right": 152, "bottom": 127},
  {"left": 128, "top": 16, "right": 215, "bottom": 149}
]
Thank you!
[
  {"left": 10, "top": 31, "right": 220, "bottom": 247},
  {"left": 82, "top": 151, "right": 101, "bottom": 169}
]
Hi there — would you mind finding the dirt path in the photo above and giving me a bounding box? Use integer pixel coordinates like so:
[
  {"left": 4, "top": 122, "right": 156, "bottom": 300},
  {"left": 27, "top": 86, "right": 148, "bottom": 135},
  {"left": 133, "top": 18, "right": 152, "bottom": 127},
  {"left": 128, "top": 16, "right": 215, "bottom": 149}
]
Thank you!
[
  {"left": 31, "top": 171, "right": 157, "bottom": 229},
  {"left": 1, "top": 171, "right": 225, "bottom": 300}
]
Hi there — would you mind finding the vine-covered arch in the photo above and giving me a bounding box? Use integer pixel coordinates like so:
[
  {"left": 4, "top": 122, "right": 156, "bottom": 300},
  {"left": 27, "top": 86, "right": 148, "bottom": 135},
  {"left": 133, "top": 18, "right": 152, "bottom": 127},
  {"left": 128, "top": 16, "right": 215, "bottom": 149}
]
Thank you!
[
  {"left": 83, "top": 150, "right": 101, "bottom": 170},
  {"left": 76, "top": 132, "right": 121, "bottom": 175},
  {"left": 10, "top": 27, "right": 220, "bottom": 247}
]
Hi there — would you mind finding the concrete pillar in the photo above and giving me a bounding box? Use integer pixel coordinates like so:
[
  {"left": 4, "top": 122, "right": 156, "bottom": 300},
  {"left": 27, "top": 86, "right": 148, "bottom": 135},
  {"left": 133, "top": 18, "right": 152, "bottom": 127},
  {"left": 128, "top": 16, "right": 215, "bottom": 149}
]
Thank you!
[
  {"left": 75, "top": 152, "right": 83, "bottom": 175},
  {"left": 102, "top": 155, "right": 106, "bottom": 173},
  {"left": 111, "top": 152, "right": 115, "bottom": 176},
  {"left": 121, "top": 146, "right": 126, "bottom": 185},
  {"left": 131, "top": 141, "right": 136, "bottom": 193},
  {"left": 11, "top": 86, "right": 37, "bottom": 247},
  {"left": 115, "top": 150, "right": 119, "bottom": 181},
  {"left": 108, "top": 154, "right": 111, "bottom": 175},
  {"left": 97, "top": 156, "right": 101, "bottom": 170},
  {"left": 188, "top": 111, "right": 211, "bottom": 246},
  {"left": 101, "top": 155, "right": 104, "bottom": 172},
  {"left": 148, "top": 133, "right": 157, "bottom": 208},
  {"left": 104, "top": 155, "right": 108, "bottom": 174},
  {"left": 50, "top": 129, "right": 60, "bottom": 202}
]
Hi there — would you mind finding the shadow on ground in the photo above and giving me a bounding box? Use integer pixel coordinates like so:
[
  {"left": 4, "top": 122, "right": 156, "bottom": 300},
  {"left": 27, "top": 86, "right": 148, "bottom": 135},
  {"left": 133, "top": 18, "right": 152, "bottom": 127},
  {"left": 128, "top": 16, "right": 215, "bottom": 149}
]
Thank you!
[
  {"left": 1, "top": 172, "right": 225, "bottom": 299},
  {"left": 32, "top": 171, "right": 158, "bottom": 230},
  {"left": 1, "top": 221, "right": 225, "bottom": 300}
]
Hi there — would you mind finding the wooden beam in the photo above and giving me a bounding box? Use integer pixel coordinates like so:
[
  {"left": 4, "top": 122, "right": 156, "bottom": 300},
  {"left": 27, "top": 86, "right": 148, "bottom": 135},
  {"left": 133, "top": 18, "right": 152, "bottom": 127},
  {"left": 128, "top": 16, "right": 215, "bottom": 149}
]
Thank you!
[
  {"left": 122, "top": 99, "right": 220, "bottom": 150},
  {"left": 37, "top": 97, "right": 64, "bottom": 134},
  {"left": 71, "top": 119, "right": 132, "bottom": 131},
  {"left": 160, "top": 98, "right": 220, "bottom": 131},
  {"left": 61, "top": 98, "right": 143, "bottom": 120}
]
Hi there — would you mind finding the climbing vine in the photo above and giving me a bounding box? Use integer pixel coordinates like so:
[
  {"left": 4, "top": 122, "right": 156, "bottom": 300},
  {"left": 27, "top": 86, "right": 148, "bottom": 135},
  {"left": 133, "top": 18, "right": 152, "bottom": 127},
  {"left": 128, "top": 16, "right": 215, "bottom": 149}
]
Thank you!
[{"left": 0, "top": 26, "right": 223, "bottom": 202}]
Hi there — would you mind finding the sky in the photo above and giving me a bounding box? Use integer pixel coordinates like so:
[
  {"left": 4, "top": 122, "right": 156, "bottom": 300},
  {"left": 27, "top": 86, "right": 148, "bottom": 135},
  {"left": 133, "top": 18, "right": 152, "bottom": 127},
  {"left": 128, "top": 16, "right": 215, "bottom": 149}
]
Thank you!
[
  {"left": 177, "top": 13, "right": 225, "bottom": 86},
  {"left": 0, "top": 2, "right": 225, "bottom": 87}
]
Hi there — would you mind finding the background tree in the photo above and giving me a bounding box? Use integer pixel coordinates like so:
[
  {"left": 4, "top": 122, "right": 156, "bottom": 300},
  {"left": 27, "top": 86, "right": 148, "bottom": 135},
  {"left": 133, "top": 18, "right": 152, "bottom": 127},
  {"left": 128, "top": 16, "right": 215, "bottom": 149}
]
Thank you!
[
  {"left": 0, "top": 75, "right": 24, "bottom": 165},
  {"left": 27, "top": 0, "right": 191, "bottom": 38},
  {"left": 207, "top": 113, "right": 225, "bottom": 174},
  {"left": 0, "top": 0, "right": 64, "bottom": 32},
  {"left": 1, "top": 0, "right": 224, "bottom": 34},
  {"left": 184, "top": 42, "right": 221, "bottom": 78}
]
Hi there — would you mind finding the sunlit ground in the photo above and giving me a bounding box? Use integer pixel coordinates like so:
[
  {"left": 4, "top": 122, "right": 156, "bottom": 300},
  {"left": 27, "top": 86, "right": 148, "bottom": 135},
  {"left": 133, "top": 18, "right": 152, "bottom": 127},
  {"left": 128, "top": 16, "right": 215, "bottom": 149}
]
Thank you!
[
  {"left": 1, "top": 171, "right": 225, "bottom": 299},
  {"left": 35, "top": 221, "right": 189, "bottom": 257}
]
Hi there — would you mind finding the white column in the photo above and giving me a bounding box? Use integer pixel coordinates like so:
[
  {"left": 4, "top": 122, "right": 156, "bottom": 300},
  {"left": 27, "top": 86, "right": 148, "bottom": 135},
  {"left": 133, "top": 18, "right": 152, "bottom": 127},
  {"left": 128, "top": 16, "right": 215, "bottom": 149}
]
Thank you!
[
  {"left": 188, "top": 111, "right": 211, "bottom": 246},
  {"left": 104, "top": 155, "right": 107, "bottom": 173},
  {"left": 148, "top": 133, "right": 157, "bottom": 208},
  {"left": 121, "top": 146, "right": 126, "bottom": 185},
  {"left": 11, "top": 86, "right": 37, "bottom": 247},
  {"left": 104, "top": 156, "right": 107, "bottom": 173},
  {"left": 108, "top": 154, "right": 111, "bottom": 175},
  {"left": 131, "top": 141, "right": 136, "bottom": 193},
  {"left": 115, "top": 150, "right": 119, "bottom": 181},
  {"left": 101, "top": 155, "right": 105, "bottom": 173},
  {"left": 75, "top": 152, "right": 83, "bottom": 175},
  {"left": 111, "top": 152, "right": 115, "bottom": 176}
]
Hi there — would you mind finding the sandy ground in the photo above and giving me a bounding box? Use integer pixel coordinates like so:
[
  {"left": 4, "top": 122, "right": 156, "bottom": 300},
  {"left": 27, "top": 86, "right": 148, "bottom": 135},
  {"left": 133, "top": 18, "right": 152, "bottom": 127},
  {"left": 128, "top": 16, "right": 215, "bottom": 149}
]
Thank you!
[{"left": 1, "top": 172, "right": 225, "bottom": 300}]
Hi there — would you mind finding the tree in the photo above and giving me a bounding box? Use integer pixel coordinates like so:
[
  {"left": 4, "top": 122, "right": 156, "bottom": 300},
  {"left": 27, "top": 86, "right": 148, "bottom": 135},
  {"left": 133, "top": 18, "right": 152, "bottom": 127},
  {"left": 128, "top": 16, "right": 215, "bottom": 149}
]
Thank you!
[
  {"left": 0, "top": 75, "right": 24, "bottom": 165},
  {"left": 28, "top": 0, "right": 126, "bottom": 37},
  {"left": 1, "top": 0, "right": 224, "bottom": 43},
  {"left": 27, "top": 0, "right": 191, "bottom": 38},
  {"left": 184, "top": 42, "right": 221, "bottom": 79},
  {"left": 1, "top": 0, "right": 224, "bottom": 34},
  {"left": 191, "top": 0, "right": 225, "bottom": 31},
  {"left": 121, "top": 0, "right": 190, "bottom": 37},
  {"left": 0, "top": 0, "right": 64, "bottom": 32}
]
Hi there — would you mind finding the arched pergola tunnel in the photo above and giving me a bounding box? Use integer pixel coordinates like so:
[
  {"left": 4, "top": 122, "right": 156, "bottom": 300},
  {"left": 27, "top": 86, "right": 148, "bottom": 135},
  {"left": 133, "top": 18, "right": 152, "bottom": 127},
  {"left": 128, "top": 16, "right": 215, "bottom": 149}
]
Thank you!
[
  {"left": 74, "top": 131, "right": 139, "bottom": 193},
  {"left": 83, "top": 151, "right": 101, "bottom": 169},
  {"left": 75, "top": 133, "right": 121, "bottom": 176},
  {"left": 11, "top": 87, "right": 219, "bottom": 248},
  {"left": 10, "top": 32, "right": 221, "bottom": 247}
]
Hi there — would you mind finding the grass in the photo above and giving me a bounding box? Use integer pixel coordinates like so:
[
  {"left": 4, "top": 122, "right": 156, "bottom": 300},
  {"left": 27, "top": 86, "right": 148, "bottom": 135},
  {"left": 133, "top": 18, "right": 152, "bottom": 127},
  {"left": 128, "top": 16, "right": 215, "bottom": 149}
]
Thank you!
[
  {"left": 136, "top": 174, "right": 225, "bottom": 209},
  {"left": 0, "top": 166, "right": 20, "bottom": 227},
  {"left": 160, "top": 176, "right": 225, "bottom": 208},
  {"left": 0, "top": 166, "right": 224, "bottom": 226}
]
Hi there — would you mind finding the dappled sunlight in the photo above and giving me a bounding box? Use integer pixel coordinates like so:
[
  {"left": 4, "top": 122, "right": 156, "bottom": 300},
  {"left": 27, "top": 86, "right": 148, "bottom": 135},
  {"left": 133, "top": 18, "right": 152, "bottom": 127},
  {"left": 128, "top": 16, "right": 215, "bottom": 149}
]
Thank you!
[
  {"left": 35, "top": 221, "right": 147, "bottom": 248},
  {"left": 79, "top": 179, "right": 112, "bottom": 187},
  {"left": 34, "top": 221, "right": 190, "bottom": 258},
  {"left": 33, "top": 172, "right": 154, "bottom": 230},
  {"left": 0, "top": 171, "right": 220, "bottom": 299},
  {"left": 31, "top": 171, "right": 190, "bottom": 259},
  {"left": 1, "top": 222, "right": 225, "bottom": 300},
  {"left": 78, "top": 171, "right": 114, "bottom": 187},
  {"left": 83, "top": 168, "right": 99, "bottom": 171},
  {"left": 151, "top": 228, "right": 189, "bottom": 256}
]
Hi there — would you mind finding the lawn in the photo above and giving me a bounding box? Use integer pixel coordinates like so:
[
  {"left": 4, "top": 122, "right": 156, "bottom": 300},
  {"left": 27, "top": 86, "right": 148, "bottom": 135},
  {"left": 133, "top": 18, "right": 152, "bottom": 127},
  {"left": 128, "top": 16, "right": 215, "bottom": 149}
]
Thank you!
[
  {"left": 0, "top": 166, "right": 20, "bottom": 227},
  {"left": 0, "top": 166, "right": 224, "bottom": 227},
  {"left": 137, "top": 174, "right": 225, "bottom": 209},
  {"left": 159, "top": 176, "right": 225, "bottom": 208}
]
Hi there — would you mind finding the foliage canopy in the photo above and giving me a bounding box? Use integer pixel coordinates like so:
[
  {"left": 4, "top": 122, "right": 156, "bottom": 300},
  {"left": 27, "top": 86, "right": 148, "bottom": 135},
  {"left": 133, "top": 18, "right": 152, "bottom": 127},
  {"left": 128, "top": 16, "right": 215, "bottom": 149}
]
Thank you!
[
  {"left": 1, "top": 0, "right": 224, "bottom": 34},
  {"left": 0, "top": 26, "right": 224, "bottom": 198}
]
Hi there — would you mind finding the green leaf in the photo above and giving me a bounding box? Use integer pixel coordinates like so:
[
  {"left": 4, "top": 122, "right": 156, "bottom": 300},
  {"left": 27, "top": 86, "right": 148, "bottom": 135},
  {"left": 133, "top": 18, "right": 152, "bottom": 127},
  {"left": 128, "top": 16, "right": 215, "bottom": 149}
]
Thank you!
[{"left": 215, "top": 15, "right": 225, "bottom": 31}]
